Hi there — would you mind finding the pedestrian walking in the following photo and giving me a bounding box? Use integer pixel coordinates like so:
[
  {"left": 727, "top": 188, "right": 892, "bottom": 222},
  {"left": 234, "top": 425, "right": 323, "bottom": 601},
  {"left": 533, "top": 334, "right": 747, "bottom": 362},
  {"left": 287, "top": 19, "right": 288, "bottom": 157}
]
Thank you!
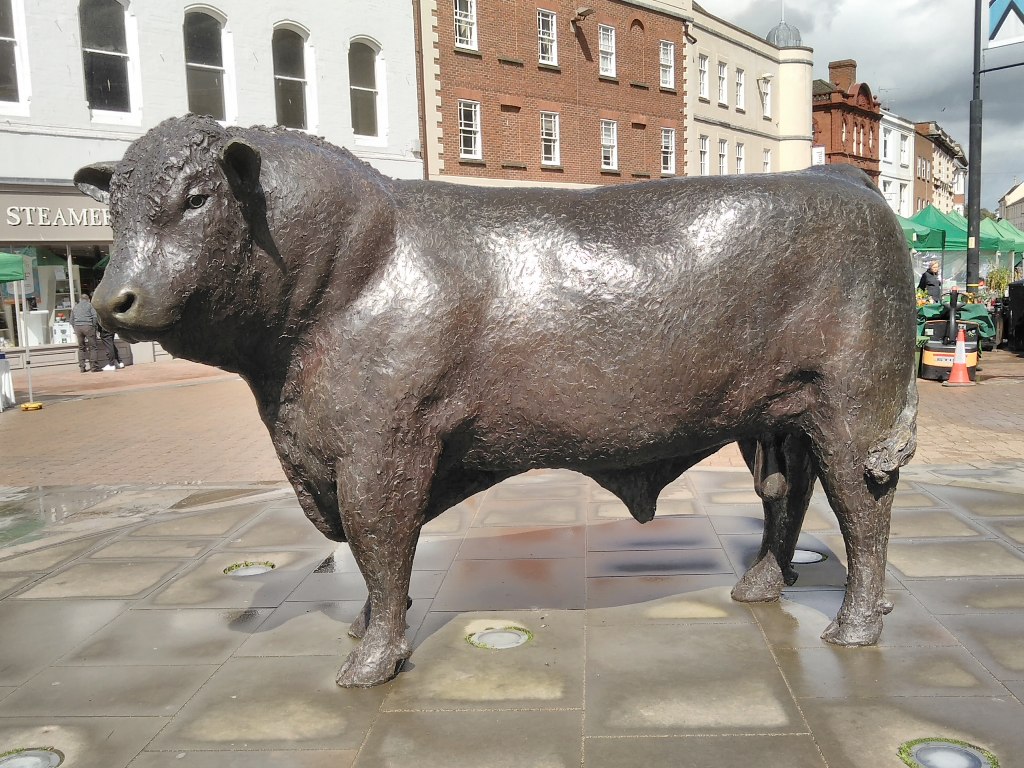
[
  {"left": 70, "top": 292, "right": 101, "bottom": 373},
  {"left": 98, "top": 324, "right": 124, "bottom": 371}
]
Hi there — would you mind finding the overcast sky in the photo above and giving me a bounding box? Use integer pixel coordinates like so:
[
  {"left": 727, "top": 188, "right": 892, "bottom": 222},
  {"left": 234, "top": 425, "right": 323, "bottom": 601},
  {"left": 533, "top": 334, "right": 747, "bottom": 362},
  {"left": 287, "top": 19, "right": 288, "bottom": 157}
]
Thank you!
[{"left": 695, "top": 0, "right": 1024, "bottom": 210}]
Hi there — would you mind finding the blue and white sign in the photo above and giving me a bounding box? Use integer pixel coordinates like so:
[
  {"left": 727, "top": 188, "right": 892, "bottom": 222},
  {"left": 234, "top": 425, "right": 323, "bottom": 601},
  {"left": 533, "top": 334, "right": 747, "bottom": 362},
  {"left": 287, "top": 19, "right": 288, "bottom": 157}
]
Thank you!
[{"left": 989, "top": 0, "right": 1024, "bottom": 48}]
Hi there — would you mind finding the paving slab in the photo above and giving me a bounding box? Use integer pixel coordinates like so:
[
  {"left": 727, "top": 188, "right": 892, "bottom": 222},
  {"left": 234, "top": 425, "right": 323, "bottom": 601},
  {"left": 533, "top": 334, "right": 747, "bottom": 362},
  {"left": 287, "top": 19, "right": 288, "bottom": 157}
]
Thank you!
[
  {"left": 354, "top": 710, "right": 583, "bottom": 768},
  {"left": 383, "top": 610, "right": 584, "bottom": 711},
  {"left": 149, "top": 657, "right": 388, "bottom": 752},
  {"left": 585, "top": 735, "right": 828, "bottom": 768},
  {"left": 799, "top": 696, "right": 1024, "bottom": 767},
  {"left": 129, "top": 750, "right": 359, "bottom": 768},
  {"left": 585, "top": 623, "right": 806, "bottom": 736},
  {"left": 60, "top": 607, "right": 271, "bottom": 665},
  {"left": 0, "top": 717, "right": 169, "bottom": 768}
]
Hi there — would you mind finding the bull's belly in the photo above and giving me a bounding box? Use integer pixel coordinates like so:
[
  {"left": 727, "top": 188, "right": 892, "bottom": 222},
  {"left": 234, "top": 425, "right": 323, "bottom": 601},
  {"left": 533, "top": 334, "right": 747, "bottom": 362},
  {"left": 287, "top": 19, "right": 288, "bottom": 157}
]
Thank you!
[{"left": 460, "top": 402, "right": 762, "bottom": 472}]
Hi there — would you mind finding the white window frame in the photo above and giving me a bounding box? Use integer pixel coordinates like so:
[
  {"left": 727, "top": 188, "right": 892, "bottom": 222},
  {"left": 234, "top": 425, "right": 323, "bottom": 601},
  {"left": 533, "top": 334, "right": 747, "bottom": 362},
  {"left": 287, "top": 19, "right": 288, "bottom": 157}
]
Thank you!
[
  {"left": 735, "top": 68, "right": 745, "bottom": 111},
  {"left": 598, "top": 24, "right": 615, "bottom": 77},
  {"left": 661, "top": 127, "right": 675, "bottom": 174},
  {"left": 349, "top": 36, "right": 386, "bottom": 146},
  {"left": 454, "top": 0, "right": 477, "bottom": 50},
  {"left": 762, "top": 147, "right": 771, "bottom": 173},
  {"left": 659, "top": 40, "right": 674, "bottom": 88},
  {"left": 735, "top": 142, "right": 745, "bottom": 174},
  {"left": 538, "top": 9, "right": 557, "bottom": 66},
  {"left": 697, "top": 54, "right": 708, "bottom": 99},
  {"left": 717, "top": 61, "right": 727, "bottom": 105},
  {"left": 80, "top": 0, "right": 142, "bottom": 125},
  {"left": 183, "top": 8, "right": 237, "bottom": 126},
  {"left": 717, "top": 138, "right": 727, "bottom": 175},
  {"left": 899, "top": 134, "right": 910, "bottom": 166},
  {"left": 458, "top": 99, "right": 481, "bottom": 159},
  {"left": 698, "top": 134, "right": 709, "bottom": 176},
  {"left": 0, "top": 0, "right": 30, "bottom": 116},
  {"left": 273, "top": 23, "right": 318, "bottom": 133},
  {"left": 760, "top": 78, "right": 772, "bottom": 119},
  {"left": 600, "top": 119, "right": 617, "bottom": 169},
  {"left": 540, "top": 110, "right": 560, "bottom": 166},
  {"left": 882, "top": 127, "right": 891, "bottom": 161}
]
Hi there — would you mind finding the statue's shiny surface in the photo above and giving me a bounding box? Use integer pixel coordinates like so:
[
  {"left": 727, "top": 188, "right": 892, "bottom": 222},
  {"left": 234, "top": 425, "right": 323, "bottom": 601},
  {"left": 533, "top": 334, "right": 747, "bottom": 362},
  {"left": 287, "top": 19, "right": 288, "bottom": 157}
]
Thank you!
[{"left": 75, "top": 116, "right": 917, "bottom": 687}]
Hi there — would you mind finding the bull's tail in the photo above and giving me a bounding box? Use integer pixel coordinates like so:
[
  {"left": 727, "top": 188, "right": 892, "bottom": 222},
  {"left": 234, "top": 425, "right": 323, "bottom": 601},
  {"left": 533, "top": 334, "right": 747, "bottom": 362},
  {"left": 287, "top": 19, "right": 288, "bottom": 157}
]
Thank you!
[{"left": 864, "top": 371, "right": 918, "bottom": 484}]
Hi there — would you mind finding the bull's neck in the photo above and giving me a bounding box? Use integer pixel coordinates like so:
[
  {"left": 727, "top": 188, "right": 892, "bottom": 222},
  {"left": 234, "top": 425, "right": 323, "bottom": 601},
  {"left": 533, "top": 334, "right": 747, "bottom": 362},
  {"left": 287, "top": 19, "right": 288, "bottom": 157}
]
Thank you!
[{"left": 233, "top": 187, "right": 397, "bottom": 397}]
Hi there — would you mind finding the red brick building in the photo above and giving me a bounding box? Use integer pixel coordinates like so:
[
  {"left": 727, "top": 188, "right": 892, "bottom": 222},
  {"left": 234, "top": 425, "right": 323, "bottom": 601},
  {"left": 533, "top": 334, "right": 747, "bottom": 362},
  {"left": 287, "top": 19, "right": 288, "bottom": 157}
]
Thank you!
[
  {"left": 415, "top": 0, "right": 693, "bottom": 186},
  {"left": 811, "top": 60, "right": 881, "bottom": 181}
]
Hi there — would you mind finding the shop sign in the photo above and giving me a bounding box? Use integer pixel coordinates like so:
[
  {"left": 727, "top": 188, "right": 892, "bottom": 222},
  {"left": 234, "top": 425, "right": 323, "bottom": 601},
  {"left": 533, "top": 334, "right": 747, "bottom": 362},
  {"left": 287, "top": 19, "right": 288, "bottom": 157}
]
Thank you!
[{"left": 0, "top": 191, "right": 112, "bottom": 242}]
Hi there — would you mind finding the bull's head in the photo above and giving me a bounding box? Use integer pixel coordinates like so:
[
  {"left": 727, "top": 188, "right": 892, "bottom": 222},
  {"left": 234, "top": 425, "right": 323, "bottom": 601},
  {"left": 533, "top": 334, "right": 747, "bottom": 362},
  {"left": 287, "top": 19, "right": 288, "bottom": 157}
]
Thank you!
[{"left": 73, "top": 116, "right": 266, "bottom": 363}]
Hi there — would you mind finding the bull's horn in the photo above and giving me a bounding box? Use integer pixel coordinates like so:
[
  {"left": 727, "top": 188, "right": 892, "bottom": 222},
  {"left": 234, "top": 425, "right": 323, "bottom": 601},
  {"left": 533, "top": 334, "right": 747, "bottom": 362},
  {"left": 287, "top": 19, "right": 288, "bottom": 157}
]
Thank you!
[
  {"left": 220, "top": 138, "right": 262, "bottom": 192},
  {"left": 73, "top": 162, "right": 117, "bottom": 204}
]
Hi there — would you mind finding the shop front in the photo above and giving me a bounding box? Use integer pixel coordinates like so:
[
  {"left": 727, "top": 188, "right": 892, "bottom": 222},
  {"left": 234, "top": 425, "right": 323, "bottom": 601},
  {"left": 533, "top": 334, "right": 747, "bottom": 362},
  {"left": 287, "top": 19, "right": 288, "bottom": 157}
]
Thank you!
[{"left": 0, "top": 183, "right": 167, "bottom": 370}]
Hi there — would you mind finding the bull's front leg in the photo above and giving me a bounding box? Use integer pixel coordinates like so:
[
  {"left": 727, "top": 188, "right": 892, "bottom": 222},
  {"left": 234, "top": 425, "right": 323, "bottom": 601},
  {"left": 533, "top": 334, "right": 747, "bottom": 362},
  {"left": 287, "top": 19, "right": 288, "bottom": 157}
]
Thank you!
[{"left": 334, "top": 430, "right": 439, "bottom": 688}]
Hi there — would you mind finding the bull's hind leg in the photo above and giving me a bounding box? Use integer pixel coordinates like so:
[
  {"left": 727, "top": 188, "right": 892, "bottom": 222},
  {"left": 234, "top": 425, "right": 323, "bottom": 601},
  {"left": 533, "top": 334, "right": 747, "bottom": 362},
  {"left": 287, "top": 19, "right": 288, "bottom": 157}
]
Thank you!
[
  {"left": 731, "top": 434, "right": 816, "bottom": 603},
  {"left": 334, "top": 431, "right": 439, "bottom": 688},
  {"left": 809, "top": 428, "right": 896, "bottom": 647}
]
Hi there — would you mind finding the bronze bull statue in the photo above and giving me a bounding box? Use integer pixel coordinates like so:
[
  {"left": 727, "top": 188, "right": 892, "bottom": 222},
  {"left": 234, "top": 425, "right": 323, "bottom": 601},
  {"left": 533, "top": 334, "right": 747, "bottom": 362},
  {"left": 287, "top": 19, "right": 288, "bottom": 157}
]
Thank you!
[{"left": 75, "top": 115, "right": 917, "bottom": 687}]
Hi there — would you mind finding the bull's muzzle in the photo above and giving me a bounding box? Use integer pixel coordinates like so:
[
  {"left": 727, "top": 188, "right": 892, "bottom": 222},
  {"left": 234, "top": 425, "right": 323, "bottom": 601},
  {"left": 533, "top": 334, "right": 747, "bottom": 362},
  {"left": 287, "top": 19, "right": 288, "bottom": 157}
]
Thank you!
[{"left": 92, "top": 285, "right": 146, "bottom": 335}]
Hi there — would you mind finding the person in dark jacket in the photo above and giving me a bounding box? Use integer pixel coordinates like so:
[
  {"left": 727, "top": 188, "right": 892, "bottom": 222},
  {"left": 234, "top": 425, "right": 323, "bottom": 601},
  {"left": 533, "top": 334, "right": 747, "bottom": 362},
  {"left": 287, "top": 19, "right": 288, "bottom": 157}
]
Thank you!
[
  {"left": 918, "top": 260, "right": 942, "bottom": 303},
  {"left": 70, "top": 292, "right": 100, "bottom": 372},
  {"left": 98, "top": 324, "right": 124, "bottom": 370}
]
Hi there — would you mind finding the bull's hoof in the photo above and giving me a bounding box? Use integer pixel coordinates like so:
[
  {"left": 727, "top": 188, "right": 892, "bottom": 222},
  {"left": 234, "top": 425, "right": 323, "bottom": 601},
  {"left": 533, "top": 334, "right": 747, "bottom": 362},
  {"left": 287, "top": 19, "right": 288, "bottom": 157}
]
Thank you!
[
  {"left": 782, "top": 565, "right": 800, "bottom": 586},
  {"left": 731, "top": 557, "right": 785, "bottom": 603},
  {"left": 336, "top": 640, "right": 410, "bottom": 688},
  {"left": 820, "top": 615, "right": 883, "bottom": 647},
  {"left": 879, "top": 597, "right": 894, "bottom": 615}
]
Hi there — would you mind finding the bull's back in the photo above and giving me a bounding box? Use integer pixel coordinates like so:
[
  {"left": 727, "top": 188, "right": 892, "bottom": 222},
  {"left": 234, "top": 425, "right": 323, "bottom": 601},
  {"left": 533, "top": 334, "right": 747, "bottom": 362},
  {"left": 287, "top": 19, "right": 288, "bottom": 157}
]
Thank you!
[{"left": 394, "top": 169, "right": 912, "bottom": 464}]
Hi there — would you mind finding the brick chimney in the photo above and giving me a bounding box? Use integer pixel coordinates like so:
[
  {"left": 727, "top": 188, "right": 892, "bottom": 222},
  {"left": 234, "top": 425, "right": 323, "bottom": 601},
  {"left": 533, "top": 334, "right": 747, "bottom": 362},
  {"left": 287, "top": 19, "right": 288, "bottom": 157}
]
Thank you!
[{"left": 829, "top": 59, "right": 858, "bottom": 92}]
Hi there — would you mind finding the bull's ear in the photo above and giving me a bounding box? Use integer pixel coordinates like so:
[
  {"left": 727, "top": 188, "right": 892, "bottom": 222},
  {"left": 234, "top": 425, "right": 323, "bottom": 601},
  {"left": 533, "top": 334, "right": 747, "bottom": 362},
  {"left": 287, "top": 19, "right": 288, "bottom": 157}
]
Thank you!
[
  {"left": 74, "top": 162, "right": 117, "bottom": 204},
  {"left": 220, "top": 138, "right": 261, "bottom": 198}
]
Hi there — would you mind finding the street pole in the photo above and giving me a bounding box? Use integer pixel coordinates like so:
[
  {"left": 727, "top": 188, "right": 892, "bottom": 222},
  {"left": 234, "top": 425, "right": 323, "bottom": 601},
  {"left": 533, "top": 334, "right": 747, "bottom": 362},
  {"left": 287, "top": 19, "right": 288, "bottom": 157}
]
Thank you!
[{"left": 966, "top": 0, "right": 983, "bottom": 294}]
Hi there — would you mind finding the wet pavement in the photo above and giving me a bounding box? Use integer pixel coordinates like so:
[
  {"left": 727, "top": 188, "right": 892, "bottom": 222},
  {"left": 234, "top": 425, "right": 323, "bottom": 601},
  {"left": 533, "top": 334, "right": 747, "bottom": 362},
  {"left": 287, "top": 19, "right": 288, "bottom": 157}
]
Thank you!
[{"left": 0, "top": 357, "right": 1023, "bottom": 766}]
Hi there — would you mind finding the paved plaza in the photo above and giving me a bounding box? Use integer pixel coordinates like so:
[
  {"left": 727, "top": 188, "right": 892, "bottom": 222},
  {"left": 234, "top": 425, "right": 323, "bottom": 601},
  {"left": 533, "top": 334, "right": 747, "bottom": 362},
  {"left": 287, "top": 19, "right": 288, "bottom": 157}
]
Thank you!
[{"left": 0, "top": 355, "right": 1023, "bottom": 767}]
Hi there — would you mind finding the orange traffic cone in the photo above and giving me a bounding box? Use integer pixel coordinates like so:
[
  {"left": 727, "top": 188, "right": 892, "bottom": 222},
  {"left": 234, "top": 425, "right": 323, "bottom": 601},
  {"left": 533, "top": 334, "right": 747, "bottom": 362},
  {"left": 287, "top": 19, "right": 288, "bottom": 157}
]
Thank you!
[{"left": 942, "top": 327, "right": 976, "bottom": 387}]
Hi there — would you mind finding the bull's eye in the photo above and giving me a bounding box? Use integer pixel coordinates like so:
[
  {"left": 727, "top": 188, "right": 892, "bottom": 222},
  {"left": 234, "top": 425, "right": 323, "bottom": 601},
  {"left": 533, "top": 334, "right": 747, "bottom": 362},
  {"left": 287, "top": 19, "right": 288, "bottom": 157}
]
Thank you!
[{"left": 186, "top": 194, "right": 209, "bottom": 209}]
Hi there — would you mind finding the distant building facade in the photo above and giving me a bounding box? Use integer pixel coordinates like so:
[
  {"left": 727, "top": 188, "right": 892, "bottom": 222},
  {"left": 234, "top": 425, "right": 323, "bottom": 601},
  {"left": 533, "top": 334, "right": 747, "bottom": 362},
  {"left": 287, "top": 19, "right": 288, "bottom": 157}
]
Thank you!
[
  {"left": 811, "top": 59, "right": 881, "bottom": 181},
  {"left": 685, "top": 9, "right": 813, "bottom": 177},
  {"left": 0, "top": 0, "right": 421, "bottom": 351},
  {"left": 878, "top": 109, "right": 914, "bottom": 218},
  {"left": 999, "top": 182, "right": 1024, "bottom": 231},
  {"left": 415, "top": 0, "right": 813, "bottom": 188},
  {"left": 914, "top": 121, "right": 966, "bottom": 215},
  {"left": 0, "top": 1, "right": 422, "bottom": 185},
  {"left": 416, "top": 0, "right": 696, "bottom": 187}
]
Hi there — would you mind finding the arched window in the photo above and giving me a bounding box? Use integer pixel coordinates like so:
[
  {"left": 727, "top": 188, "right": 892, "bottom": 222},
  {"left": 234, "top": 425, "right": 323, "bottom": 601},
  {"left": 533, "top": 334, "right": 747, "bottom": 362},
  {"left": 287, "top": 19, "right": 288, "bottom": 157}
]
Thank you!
[
  {"left": 0, "top": 0, "right": 30, "bottom": 111},
  {"left": 273, "top": 27, "right": 306, "bottom": 129},
  {"left": 183, "top": 10, "right": 225, "bottom": 120},
  {"left": 349, "top": 40, "right": 378, "bottom": 137},
  {"left": 79, "top": 0, "right": 130, "bottom": 112}
]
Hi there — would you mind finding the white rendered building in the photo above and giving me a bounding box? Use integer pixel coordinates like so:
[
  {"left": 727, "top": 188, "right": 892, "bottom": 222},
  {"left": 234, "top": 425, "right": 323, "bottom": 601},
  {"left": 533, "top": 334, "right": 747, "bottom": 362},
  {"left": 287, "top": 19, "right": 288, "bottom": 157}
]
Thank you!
[
  {"left": 685, "top": 8, "right": 813, "bottom": 177},
  {"left": 878, "top": 109, "right": 914, "bottom": 218},
  {"left": 0, "top": 0, "right": 422, "bottom": 352}
]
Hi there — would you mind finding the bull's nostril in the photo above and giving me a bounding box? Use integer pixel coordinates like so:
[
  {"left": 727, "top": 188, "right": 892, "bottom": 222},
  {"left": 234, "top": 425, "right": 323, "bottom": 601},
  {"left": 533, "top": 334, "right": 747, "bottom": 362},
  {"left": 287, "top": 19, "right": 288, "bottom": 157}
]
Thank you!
[{"left": 113, "top": 290, "right": 137, "bottom": 315}]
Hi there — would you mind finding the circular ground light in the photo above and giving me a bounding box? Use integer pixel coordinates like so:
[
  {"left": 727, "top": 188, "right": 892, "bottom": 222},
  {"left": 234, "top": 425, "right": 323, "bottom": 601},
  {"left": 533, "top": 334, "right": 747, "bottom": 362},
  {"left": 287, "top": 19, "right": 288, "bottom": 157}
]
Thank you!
[
  {"left": 223, "top": 561, "right": 276, "bottom": 576},
  {"left": 0, "top": 748, "right": 65, "bottom": 768},
  {"left": 899, "top": 738, "right": 998, "bottom": 768},
  {"left": 466, "top": 627, "right": 532, "bottom": 649},
  {"left": 791, "top": 549, "right": 826, "bottom": 564}
]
